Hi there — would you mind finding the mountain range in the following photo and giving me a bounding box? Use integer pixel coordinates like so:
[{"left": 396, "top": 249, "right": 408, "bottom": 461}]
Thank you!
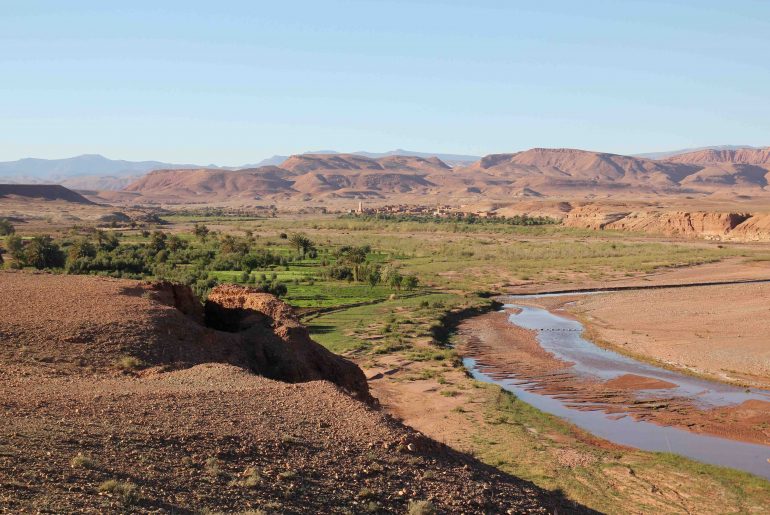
[
  {"left": 0, "top": 149, "right": 480, "bottom": 186},
  {"left": 115, "top": 147, "right": 770, "bottom": 204},
  {"left": 3, "top": 146, "right": 770, "bottom": 203}
]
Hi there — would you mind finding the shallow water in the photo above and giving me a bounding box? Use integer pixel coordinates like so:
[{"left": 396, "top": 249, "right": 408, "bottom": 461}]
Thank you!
[{"left": 462, "top": 293, "right": 770, "bottom": 480}]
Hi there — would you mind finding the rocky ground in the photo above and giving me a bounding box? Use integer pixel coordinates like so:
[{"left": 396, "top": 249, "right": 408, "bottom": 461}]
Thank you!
[{"left": 0, "top": 272, "right": 587, "bottom": 513}]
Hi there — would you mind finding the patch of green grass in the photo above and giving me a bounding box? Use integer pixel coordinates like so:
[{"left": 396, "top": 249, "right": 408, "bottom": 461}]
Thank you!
[
  {"left": 307, "top": 292, "right": 473, "bottom": 354},
  {"left": 284, "top": 281, "right": 393, "bottom": 308}
]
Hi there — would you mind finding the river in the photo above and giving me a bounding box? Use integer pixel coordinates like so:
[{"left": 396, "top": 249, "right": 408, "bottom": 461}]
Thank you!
[{"left": 463, "top": 293, "right": 770, "bottom": 480}]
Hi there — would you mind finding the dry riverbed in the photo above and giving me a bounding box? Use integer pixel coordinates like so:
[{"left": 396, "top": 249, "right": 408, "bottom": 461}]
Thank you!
[{"left": 572, "top": 282, "right": 770, "bottom": 388}]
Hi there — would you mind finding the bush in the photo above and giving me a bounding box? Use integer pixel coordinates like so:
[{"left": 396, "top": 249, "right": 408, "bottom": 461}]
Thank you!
[
  {"left": 327, "top": 265, "right": 353, "bottom": 280},
  {"left": 70, "top": 453, "right": 95, "bottom": 469},
  {"left": 255, "top": 281, "right": 287, "bottom": 298},
  {"left": 115, "top": 355, "right": 143, "bottom": 371},
  {"left": 407, "top": 500, "right": 436, "bottom": 515},
  {"left": 403, "top": 275, "right": 419, "bottom": 291},
  {"left": 25, "top": 236, "right": 65, "bottom": 269},
  {"left": 0, "top": 218, "right": 15, "bottom": 236},
  {"left": 98, "top": 480, "right": 139, "bottom": 505}
]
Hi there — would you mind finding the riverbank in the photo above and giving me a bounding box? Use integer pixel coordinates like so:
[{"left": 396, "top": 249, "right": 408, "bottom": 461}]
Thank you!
[
  {"left": 308, "top": 290, "right": 770, "bottom": 511},
  {"left": 356, "top": 311, "right": 770, "bottom": 513},
  {"left": 458, "top": 307, "right": 770, "bottom": 449}
]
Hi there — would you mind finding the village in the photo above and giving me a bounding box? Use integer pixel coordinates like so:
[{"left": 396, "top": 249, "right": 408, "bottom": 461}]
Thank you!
[{"left": 346, "top": 201, "right": 497, "bottom": 219}]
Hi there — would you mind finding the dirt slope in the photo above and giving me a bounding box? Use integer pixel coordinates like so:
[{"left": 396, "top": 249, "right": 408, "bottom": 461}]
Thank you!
[
  {"left": 0, "top": 273, "right": 368, "bottom": 400},
  {"left": 0, "top": 272, "right": 584, "bottom": 513}
]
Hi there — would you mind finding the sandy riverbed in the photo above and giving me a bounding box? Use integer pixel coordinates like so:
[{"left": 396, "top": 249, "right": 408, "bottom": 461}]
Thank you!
[{"left": 572, "top": 282, "right": 770, "bottom": 388}]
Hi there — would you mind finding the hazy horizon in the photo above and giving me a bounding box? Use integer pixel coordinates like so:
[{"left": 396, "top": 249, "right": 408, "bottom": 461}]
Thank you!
[{"left": 3, "top": 1, "right": 770, "bottom": 165}]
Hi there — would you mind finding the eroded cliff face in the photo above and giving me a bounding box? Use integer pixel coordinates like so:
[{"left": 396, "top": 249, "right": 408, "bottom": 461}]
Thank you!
[
  {"left": 205, "top": 284, "right": 371, "bottom": 401},
  {"left": 604, "top": 211, "right": 750, "bottom": 238},
  {"left": 560, "top": 204, "right": 768, "bottom": 240},
  {"left": 0, "top": 274, "right": 370, "bottom": 401},
  {"left": 731, "top": 214, "right": 770, "bottom": 241}
]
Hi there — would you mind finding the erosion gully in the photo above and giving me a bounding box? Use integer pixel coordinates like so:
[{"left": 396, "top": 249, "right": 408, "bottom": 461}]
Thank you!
[{"left": 462, "top": 291, "right": 770, "bottom": 480}]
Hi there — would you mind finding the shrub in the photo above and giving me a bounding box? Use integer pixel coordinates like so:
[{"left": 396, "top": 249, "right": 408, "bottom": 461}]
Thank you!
[
  {"left": 70, "top": 453, "right": 95, "bottom": 469},
  {"left": 407, "top": 500, "right": 436, "bottom": 515},
  {"left": 25, "top": 236, "right": 65, "bottom": 269},
  {"left": 98, "top": 480, "right": 139, "bottom": 505},
  {"left": 403, "top": 275, "right": 419, "bottom": 291},
  {"left": 6, "top": 234, "right": 24, "bottom": 261},
  {"left": 193, "top": 223, "right": 210, "bottom": 240},
  {"left": 205, "top": 457, "right": 223, "bottom": 477},
  {"left": 0, "top": 218, "right": 15, "bottom": 236},
  {"left": 238, "top": 467, "right": 262, "bottom": 488},
  {"left": 115, "top": 355, "right": 143, "bottom": 371},
  {"left": 357, "top": 487, "right": 376, "bottom": 499}
]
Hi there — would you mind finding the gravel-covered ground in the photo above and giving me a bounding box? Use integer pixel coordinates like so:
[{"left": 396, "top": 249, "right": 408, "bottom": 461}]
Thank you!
[{"left": 0, "top": 272, "right": 589, "bottom": 513}]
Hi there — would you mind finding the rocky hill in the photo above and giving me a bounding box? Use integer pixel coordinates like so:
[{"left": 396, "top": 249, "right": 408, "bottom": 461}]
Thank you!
[
  {"left": 665, "top": 147, "right": 770, "bottom": 165},
  {"left": 0, "top": 272, "right": 584, "bottom": 513},
  {"left": 122, "top": 167, "right": 295, "bottom": 201},
  {"left": 454, "top": 148, "right": 694, "bottom": 192},
  {"left": 0, "top": 184, "right": 95, "bottom": 204},
  {"left": 122, "top": 154, "right": 449, "bottom": 202},
  {"left": 115, "top": 148, "right": 770, "bottom": 204}
]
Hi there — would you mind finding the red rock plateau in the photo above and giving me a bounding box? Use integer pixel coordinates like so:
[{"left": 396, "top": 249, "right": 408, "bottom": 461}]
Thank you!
[
  {"left": 559, "top": 204, "right": 769, "bottom": 240},
  {"left": 665, "top": 147, "right": 770, "bottom": 165},
  {"left": 0, "top": 184, "right": 95, "bottom": 204},
  {"left": 0, "top": 272, "right": 586, "bottom": 513}
]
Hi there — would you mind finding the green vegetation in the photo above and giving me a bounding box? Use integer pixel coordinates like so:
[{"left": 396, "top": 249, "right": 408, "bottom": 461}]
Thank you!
[
  {"left": 308, "top": 291, "right": 480, "bottom": 354},
  {"left": 343, "top": 212, "right": 558, "bottom": 226},
  {"left": 460, "top": 386, "right": 770, "bottom": 512},
  {"left": 0, "top": 218, "right": 14, "bottom": 236},
  {"left": 3, "top": 223, "right": 421, "bottom": 301}
]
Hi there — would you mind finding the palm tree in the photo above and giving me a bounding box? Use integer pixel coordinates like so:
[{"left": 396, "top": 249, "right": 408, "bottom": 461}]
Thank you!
[{"left": 288, "top": 233, "right": 314, "bottom": 258}]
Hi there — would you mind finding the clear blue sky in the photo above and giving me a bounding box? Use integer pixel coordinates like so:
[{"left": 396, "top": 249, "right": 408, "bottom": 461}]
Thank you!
[{"left": 2, "top": 0, "right": 770, "bottom": 165}]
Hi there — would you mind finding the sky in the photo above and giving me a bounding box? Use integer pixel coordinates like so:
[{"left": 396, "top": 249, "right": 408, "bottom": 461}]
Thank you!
[{"left": 2, "top": 0, "right": 770, "bottom": 165}]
